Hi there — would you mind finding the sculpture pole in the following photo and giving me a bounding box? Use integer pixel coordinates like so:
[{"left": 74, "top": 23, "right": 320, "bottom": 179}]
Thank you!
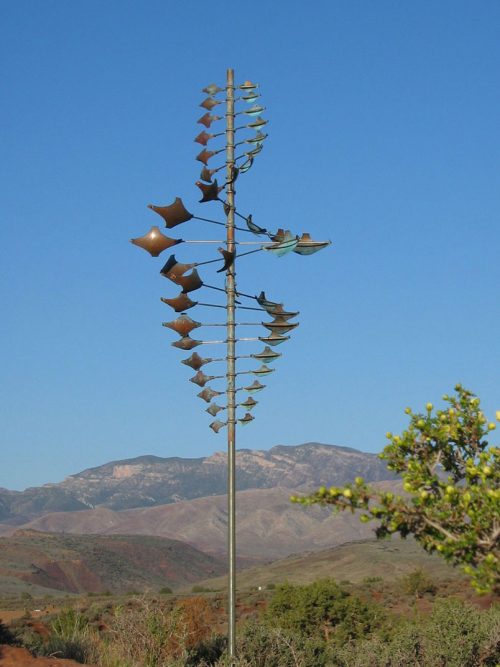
[{"left": 225, "top": 67, "right": 237, "bottom": 661}]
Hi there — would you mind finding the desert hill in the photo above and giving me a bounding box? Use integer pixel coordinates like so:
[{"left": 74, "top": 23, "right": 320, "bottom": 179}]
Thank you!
[
  {"left": 14, "top": 486, "right": 391, "bottom": 560},
  {"left": 0, "top": 530, "right": 225, "bottom": 596}
]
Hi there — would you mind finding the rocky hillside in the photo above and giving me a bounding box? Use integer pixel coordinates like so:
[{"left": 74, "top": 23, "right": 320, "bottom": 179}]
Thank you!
[
  {"left": 0, "top": 443, "right": 394, "bottom": 523},
  {"left": 0, "top": 530, "right": 226, "bottom": 595}
]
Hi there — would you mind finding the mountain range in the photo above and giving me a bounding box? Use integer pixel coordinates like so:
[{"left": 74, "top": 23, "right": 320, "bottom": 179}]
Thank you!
[{"left": 0, "top": 443, "right": 394, "bottom": 524}]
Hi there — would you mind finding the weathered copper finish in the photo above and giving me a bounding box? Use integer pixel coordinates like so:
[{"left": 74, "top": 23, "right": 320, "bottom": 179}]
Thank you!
[
  {"left": 196, "top": 180, "right": 222, "bottom": 203},
  {"left": 244, "top": 380, "right": 265, "bottom": 393},
  {"left": 203, "top": 83, "right": 223, "bottom": 95},
  {"left": 210, "top": 420, "right": 226, "bottom": 433},
  {"left": 256, "top": 291, "right": 281, "bottom": 312},
  {"left": 196, "top": 149, "right": 216, "bottom": 165},
  {"left": 262, "top": 317, "right": 299, "bottom": 335},
  {"left": 247, "top": 144, "right": 263, "bottom": 157},
  {"left": 246, "top": 214, "right": 267, "bottom": 235},
  {"left": 172, "top": 335, "right": 203, "bottom": 350},
  {"left": 161, "top": 293, "right": 198, "bottom": 312},
  {"left": 206, "top": 402, "right": 225, "bottom": 416},
  {"left": 239, "top": 157, "right": 253, "bottom": 173},
  {"left": 181, "top": 352, "right": 212, "bottom": 370},
  {"left": 148, "top": 198, "right": 193, "bottom": 228},
  {"left": 239, "top": 396, "right": 257, "bottom": 409},
  {"left": 244, "top": 105, "right": 265, "bottom": 116},
  {"left": 162, "top": 314, "right": 201, "bottom": 336},
  {"left": 258, "top": 333, "right": 290, "bottom": 346},
  {"left": 247, "top": 117, "right": 267, "bottom": 129},
  {"left": 200, "top": 97, "right": 221, "bottom": 110},
  {"left": 252, "top": 364, "right": 274, "bottom": 376},
  {"left": 265, "top": 234, "right": 298, "bottom": 257},
  {"left": 160, "top": 255, "right": 196, "bottom": 279},
  {"left": 195, "top": 131, "right": 214, "bottom": 146},
  {"left": 217, "top": 248, "right": 236, "bottom": 273},
  {"left": 251, "top": 346, "right": 281, "bottom": 363},
  {"left": 198, "top": 112, "right": 222, "bottom": 128},
  {"left": 176, "top": 269, "right": 203, "bottom": 293},
  {"left": 200, "top": 166, "right": 215, "bottom": 183},
  {"left": 239, "top": 81, "right": 258, "bottom": 90},
  {"left": 190, "top": 371, "right": 216, "bottom": 387},
  {"left": 198, "top": 387, "right": 222, "bottom": 402},
  {"left": 238, "top": 412, "right": 254, "bottom": 425},
  {"left": 271, "top": 304, "right": 299, "bottom": 321},
  {"left": 241, "top": 91, "right": 259, "bottom": 102},
  {"left": 247, "top": 132, "right": 267, "bottom": 144},
  {"left": 293, "top": 233, "right": 331, "bottom": 256},
  {"left": 130, "top": 226, "right": 182, "bottom": 257}
]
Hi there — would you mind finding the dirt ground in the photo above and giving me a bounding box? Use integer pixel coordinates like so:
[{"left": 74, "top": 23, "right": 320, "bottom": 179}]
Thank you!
[{"left": 0, "top": 644, "right": 98, "bottom": 666}]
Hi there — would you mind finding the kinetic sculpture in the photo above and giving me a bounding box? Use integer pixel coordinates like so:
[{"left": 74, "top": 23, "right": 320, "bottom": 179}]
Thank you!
[{"left": 131, "top": 69, "right": 330, "bottom": 660}]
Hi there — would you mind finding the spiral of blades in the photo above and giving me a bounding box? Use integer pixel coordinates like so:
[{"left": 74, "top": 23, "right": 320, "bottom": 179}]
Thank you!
[{"left": 130, "top": 77, "right": 331, "bottom": 433}]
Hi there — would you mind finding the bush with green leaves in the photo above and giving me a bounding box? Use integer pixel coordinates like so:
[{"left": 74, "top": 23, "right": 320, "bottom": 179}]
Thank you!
[
  {"left": 293, "top": 386, "right": 500, "bottom": 593},
  {"left": 264, "top": 579, "right": 386, "bottom": 647},
  {"left": 333, "top": 598, "right": 500, "bottom": 667}
]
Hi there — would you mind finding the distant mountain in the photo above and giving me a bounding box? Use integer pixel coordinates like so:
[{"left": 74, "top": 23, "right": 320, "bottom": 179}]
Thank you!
[
  {"left": 11, "top": 483, "right": 401, "bottom": 560},
  {"left": 0, "top": 530, "right": 226, "bottom": 596},
  {"left": 0, "top": 443, "right": 394, "bottom": 523}
]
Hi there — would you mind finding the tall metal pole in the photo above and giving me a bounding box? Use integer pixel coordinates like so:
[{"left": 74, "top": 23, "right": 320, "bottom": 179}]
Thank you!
[{"left": 225, "top": 67, "right": 237, "bottom": 661}]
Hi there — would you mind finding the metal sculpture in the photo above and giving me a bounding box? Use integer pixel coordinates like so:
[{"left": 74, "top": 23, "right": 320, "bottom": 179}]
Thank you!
[{"left": 131, "top": 69, "right": 330, "bottom": 662}]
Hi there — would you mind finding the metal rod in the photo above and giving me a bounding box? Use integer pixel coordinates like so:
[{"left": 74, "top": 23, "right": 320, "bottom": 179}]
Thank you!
[{"left": 226, "top": 67, "right": 237, "bottom": 663}]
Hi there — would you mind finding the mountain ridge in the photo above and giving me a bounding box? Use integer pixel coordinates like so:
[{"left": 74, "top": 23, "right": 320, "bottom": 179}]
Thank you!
[{"left": 0, "top": 443, "right": 395, "bottom": 523}]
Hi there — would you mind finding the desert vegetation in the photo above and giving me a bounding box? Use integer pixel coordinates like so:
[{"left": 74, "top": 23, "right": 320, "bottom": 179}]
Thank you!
[
  {"left": 295, "top": 386, "right": 500, "bottom": 594},
  {"left": 2, "top": 573, "right": 499, "bottom": 666}
]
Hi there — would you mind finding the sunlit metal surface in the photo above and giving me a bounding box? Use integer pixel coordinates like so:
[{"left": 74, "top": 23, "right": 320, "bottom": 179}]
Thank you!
[
  {"left": 190, "top": 370, "right": 216, "bottom": 387},
  {"left": 293, "top": 232, "right": 331, "bottom": 255},
  {"left": 161, "top": 293, "right": 198, "bottom": 312},
  {"left": 198, "top": 112, "right": 222, "bottom": 128},
  {"left": 130, "top": 226, "right": 182, "bottom": 256},
  {"left": 241, "top": 91, "right": 259, "bottom": 103},
  {"left": 264, "top": 233, "right": 298, "bottom": 257},
  {"left": 251, "top": 346, "right": 281, "bottom": 363},
  {"left": 210, "top": 419, "right": 227, "bottom": 433},
  {"left": 246, "top": 214, "right": 267, "bottom": 235},
  {"left": 239, "top": 80, "right": 258, "bottom": 90},
  {"left": 196, "top": 149, "right": 217, "bottom": 165},
  {"left": 162, "top": 314, "right": 201, "bottom": 336},
  {"left": 238, "top": 412, "right": 254, "bottom": 425},
  {"left": 258, "top": 333, "right": 290, "bottom": 346},
  {"left": 244, "top": 380, "right": 265, "bottom": 393},
  {"left": 160, "top": 255, "right": 196, "bottom": 279},
  {"left": 251, "top": 364, "right": 274, "bottom": 376},
  {"left": 194, "top": 131, "right": 214, "bottom": 146},
  {"left": 200, "top": 97, "right": 222, "bottom": 111},
  {"left": 148, "top": 197, "right": 193, "bottom": 228},
  {"left": 239, "top": 396, "right": 257, "bottom": 409},
  {"left": 172, "top": 335, "right": 203, "bottom": 350},
  {"left": 217, "top": 248, "right": 236, "bottom": 272},
  {"left": 175, "top": 269, "right": 204, "bottom": 293},
  {"left": 198, "top": 386, "right": 222, "bottom": 402},
  {"left": 243, "top": 105, "right": 265, "bottom": 116},
  {"left": 246, "top": 132, "right": 267, "bottom": 144},
  {"left": 206, "top": 402, "right": 225, "bottom": 416},
  {"left": 200, "top": 166, "right": 216, "bottom": 183},
  {"left": 238, "top": 157, "right": 253, "bottom": 173},
  {"left": 196, "top": 180, "right": 222, "bottom": 202},
  {"left": 181, "top": 351, "right": 213, "bottom": 370},
  {"left": 247, "top": 117, "right": 267, "bottom": 129},
  {"left": 203, "top": 83, "right": 223, "bottom": 95},
  {"left": 262, "top": 317, "right": 299, "bottom": 335}
]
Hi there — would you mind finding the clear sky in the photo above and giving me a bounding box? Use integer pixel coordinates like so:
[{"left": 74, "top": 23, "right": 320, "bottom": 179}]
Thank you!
[{"left": 1, "top": 1, "right": 499, "bottom": 490}]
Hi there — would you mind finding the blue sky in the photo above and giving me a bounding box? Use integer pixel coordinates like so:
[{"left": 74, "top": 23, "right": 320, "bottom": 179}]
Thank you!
[{"left": 1, "top": 1, "right": 499, "bottom": 490}]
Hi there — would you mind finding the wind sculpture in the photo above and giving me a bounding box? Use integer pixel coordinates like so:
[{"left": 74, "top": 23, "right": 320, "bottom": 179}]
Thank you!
[{"left": 131, "top": 69, "right": 330, "bottom": 661}]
